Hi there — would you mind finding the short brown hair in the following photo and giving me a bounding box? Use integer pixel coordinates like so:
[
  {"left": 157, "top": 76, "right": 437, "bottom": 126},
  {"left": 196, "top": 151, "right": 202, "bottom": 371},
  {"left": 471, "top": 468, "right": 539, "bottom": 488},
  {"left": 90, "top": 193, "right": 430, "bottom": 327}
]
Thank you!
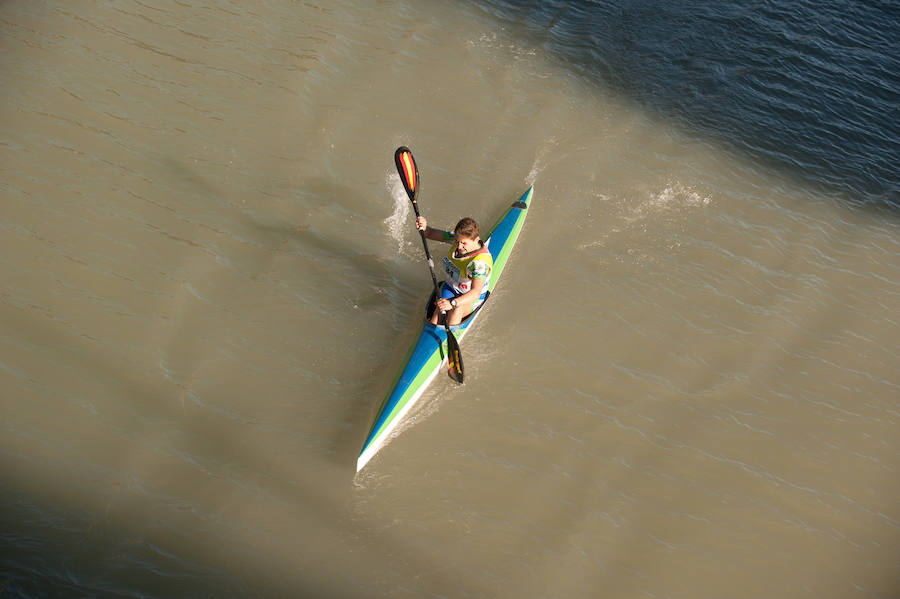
[{"left": 453, "top": 217, "right": 479, "bottom": 239}]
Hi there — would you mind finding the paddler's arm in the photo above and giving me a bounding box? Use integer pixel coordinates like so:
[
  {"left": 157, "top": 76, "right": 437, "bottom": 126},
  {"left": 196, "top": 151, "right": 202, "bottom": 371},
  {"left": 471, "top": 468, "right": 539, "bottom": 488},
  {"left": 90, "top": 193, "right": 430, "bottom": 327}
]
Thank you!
[
  {"left": 460, "top": 275, "right": 488, "bottom": 305},
  {"left": 415, "top": 216, "right": 453, "bottom": 243}
]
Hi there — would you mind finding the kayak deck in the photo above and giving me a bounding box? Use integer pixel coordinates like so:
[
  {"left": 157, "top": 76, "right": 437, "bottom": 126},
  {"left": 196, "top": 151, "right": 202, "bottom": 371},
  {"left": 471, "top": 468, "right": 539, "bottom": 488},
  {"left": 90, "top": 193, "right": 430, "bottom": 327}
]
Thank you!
[{"left": 357, "top": 186, "right": 533, "bottom": 471}]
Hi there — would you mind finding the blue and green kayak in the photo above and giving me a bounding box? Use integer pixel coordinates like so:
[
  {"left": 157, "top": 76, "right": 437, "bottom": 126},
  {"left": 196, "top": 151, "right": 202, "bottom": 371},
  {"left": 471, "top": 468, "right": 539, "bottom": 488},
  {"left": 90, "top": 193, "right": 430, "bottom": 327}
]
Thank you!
[{"left": 357, "top": 186, "right": 533, "bottom": 471}]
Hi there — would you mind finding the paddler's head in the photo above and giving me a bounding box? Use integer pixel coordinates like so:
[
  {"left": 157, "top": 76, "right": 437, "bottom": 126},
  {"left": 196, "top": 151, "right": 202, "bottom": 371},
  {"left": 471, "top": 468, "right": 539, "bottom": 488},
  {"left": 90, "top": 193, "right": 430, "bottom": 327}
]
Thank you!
[{"left": 453, "top": 218, "right": 481, "bottom": 255}]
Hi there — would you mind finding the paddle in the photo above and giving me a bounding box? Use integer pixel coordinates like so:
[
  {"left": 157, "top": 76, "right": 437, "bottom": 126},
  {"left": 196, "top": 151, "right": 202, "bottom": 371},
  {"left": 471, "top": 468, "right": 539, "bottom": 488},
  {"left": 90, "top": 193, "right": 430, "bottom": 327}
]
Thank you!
[{"left": 394, "top": 146, "right": 464, "bottom": 383}]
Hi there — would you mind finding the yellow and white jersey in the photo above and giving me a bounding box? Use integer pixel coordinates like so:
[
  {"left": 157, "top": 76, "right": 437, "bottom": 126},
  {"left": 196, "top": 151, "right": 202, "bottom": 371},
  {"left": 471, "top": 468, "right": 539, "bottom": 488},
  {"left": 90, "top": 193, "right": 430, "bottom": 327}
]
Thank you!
[{"left": 441, "top": 243, "right": 493, "bottom": 295}]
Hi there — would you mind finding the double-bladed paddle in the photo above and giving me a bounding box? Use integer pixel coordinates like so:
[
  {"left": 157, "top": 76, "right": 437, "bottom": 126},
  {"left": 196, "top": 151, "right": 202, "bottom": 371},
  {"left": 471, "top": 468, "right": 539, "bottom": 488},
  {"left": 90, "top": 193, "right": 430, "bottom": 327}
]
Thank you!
[{"left": 394, "top": 146, "right": 464, "bottom": 383}]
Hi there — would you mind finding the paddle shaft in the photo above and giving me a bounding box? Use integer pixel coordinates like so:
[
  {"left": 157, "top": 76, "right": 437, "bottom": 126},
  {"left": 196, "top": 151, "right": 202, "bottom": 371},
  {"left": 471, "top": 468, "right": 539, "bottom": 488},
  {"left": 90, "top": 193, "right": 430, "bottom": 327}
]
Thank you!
[{"left": 410, "top": 202, "right": 442, "bottom": 294}]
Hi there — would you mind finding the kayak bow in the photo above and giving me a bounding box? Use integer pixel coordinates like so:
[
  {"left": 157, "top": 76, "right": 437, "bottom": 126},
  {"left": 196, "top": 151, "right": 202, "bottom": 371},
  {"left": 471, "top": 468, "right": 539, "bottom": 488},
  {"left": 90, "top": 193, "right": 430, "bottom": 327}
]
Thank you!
[{"left": 357, "top": 186, "right": 533, "bottom": 471}]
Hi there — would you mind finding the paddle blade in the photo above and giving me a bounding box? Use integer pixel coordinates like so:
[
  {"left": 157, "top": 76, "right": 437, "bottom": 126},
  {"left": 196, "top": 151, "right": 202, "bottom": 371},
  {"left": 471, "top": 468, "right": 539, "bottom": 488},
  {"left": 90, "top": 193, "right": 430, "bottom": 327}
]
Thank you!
[
  {"left": 394, "top": 146, "right": 419, "bottom": 202},
  {"left": 446, "top": 329, "right": 464, "bottom": 383}
]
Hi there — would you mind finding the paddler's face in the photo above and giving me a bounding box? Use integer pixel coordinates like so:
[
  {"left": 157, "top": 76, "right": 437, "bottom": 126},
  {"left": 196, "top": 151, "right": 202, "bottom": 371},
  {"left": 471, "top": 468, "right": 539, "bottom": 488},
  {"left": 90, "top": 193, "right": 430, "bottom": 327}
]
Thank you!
[{"left": 455, "top": 235, "right": 480, "bottom": 254}]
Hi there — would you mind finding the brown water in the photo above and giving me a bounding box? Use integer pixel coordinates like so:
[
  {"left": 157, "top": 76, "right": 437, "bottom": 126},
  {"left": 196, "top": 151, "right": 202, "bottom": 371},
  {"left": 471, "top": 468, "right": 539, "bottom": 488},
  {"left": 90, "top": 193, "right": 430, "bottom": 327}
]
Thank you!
[{"left": 2, "top": 1, "right": 898, "bottom": 597}]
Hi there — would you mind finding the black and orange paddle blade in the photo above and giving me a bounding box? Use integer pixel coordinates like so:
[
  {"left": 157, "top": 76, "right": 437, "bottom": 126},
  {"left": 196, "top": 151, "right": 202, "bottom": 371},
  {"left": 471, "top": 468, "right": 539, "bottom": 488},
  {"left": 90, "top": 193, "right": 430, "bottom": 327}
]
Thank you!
[
  {"left": 447, "top": 330, "right": 464, "bottom": 383},
  {"left": 394, "top": 146, "right": 419, "bottom": 204}
]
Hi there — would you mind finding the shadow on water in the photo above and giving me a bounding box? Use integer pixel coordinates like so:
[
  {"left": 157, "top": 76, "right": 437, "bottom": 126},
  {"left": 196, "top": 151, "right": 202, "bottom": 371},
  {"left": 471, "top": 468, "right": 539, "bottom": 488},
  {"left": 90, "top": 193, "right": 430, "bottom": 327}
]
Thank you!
[
  {"left": 0, "top": 301, "right": 451, "bottom": 598},
  {"left": 466, "top": 0, "right": 900, "bottom": 212}
]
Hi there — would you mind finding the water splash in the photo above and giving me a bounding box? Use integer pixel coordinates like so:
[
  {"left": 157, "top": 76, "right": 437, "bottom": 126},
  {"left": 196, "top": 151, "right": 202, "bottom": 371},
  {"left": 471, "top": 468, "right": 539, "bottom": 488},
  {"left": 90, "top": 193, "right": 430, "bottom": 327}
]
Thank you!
[
  {"left": 384, "top": 172, "right": 410, "bottom": 252},
  {"left": 650, "top": 182, "right": 712, "bottom": 209},
  {"left": 527, "top": 138, "right": 557, "bottom": 187},
  {"left": 626, "top": 181, "right": 712, "bottom": 224}
]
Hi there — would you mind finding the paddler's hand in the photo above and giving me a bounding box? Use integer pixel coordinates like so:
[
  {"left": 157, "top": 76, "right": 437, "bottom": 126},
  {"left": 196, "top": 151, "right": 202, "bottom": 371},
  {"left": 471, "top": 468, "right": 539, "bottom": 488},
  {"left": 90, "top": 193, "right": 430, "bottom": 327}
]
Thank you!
[
  {"left": 415, "top": 216, "right": 427, "bottom": 232},
  {"left": 435, "top": 297, "right": 453, "bottom": 313}
]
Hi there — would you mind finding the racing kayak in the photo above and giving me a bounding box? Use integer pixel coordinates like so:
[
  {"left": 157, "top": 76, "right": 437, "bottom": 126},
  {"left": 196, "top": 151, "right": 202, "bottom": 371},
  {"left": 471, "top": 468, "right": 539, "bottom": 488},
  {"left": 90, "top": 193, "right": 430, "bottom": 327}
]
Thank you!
[{"left": 357, "top": 185, "right": 533, "bottom": 471}]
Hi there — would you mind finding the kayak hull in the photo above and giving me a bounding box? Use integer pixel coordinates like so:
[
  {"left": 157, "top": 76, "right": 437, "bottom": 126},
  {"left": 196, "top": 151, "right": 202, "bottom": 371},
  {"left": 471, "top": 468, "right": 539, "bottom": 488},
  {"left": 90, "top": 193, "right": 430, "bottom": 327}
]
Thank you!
[{"left": 357, "top": 186, "right": 533, "bottom": 471}]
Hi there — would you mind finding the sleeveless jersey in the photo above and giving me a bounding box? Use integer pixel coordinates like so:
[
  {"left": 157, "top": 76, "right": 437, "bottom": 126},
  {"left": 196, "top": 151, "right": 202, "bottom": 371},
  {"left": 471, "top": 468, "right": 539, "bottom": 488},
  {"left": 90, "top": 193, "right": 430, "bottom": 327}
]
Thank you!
[{"left": 442, "top": 243, "right": 493, "bottom": 295}]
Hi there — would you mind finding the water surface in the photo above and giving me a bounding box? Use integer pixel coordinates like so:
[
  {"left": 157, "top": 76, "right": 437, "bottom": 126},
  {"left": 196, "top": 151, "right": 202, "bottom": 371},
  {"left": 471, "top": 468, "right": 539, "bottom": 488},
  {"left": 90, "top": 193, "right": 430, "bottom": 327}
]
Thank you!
[{"left": 1, "top": 0, "right": 897, "bottom": 597}]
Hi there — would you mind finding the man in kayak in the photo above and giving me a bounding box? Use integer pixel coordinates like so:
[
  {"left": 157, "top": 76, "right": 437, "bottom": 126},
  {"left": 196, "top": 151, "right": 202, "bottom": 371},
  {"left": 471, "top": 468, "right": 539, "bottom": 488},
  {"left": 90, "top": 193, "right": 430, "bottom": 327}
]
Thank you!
[{"left": 415, "top": 215, "right": 493, "bottom": 326}]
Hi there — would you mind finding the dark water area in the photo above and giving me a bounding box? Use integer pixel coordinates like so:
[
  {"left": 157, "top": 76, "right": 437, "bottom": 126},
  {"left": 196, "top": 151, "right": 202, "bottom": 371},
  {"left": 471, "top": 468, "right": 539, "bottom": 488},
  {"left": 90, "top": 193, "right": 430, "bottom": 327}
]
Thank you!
[{"left": 469, "top": 0, "right": 900, "bottom": 207}]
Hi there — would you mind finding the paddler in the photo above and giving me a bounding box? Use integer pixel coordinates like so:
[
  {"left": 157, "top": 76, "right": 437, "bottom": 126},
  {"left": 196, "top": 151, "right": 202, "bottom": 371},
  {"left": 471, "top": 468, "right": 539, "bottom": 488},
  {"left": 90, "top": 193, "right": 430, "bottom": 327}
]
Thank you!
[{"left": 415, "top": 216, "right": 492, "bottom": 326}]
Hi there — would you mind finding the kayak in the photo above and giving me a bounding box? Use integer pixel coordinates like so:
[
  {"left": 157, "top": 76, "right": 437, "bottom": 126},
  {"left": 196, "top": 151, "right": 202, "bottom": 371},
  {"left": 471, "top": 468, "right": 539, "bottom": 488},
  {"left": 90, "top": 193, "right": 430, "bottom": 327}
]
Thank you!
[{"left": 357, "top": 186, "right": 533, "bottom": 471}]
